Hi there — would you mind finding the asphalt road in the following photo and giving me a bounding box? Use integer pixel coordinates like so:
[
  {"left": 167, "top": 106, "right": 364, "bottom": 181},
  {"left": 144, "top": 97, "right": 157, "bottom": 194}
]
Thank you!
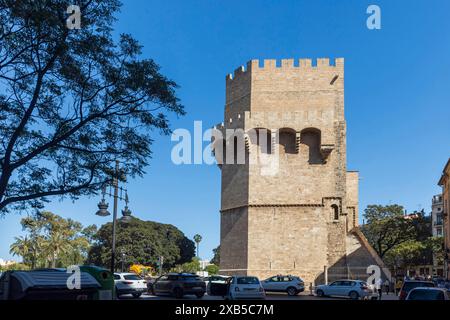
[{"left": 118, "top": 292, "right": 399, "bottom": 301}]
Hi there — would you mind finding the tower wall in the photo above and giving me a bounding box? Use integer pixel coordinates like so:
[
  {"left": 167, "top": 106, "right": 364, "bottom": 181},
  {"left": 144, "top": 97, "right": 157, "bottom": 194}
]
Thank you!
[{"left": 218, "top": 58, "right": 369, "bottom": 285}]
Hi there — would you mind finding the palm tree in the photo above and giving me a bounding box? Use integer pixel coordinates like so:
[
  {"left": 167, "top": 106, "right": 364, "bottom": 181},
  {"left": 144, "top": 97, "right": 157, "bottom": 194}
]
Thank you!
[
  {"left": 44, "top": 228, "right": 72, "bottom": 268},
  {"left": 10, "top": 236, "right": 33, "bottom": 267},
  {"left": 193, "top": 234, "right": 202, "bottom": 258}
]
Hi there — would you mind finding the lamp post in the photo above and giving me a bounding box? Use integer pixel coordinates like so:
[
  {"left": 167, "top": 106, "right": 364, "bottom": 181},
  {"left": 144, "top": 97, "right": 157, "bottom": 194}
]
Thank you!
[
  {"left": 121, "top": 249, "right": 126, "bottom": 273},
  {"left": 96, "top": 160, "right": 133, "bottom": 274}
]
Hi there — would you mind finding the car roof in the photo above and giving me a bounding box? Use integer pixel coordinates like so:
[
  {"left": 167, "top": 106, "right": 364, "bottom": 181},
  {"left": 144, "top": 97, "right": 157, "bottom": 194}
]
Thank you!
[
  {"left": 410, "top": 287, "right": 446, "bottom": 291},
  {"left": 114, "top": 272, "right": 138, "bottom": 276},
  {"left": 332, "top": 279, "right": 361, "bottom": 282}
]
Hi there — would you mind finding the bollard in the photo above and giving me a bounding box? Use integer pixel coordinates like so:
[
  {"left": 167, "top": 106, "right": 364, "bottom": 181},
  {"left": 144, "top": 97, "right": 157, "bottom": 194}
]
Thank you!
[{"left": 309, "top": 283, "right": 314, "bottom": 296}]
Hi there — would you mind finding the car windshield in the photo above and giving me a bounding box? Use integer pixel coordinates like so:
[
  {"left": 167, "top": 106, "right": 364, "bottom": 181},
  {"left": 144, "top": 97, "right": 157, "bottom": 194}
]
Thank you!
[
  {"left": 124, "top": 274, "right": 141, "bottom": 280},
  {"left": 237, "top": 277, "right": 259, "bottom": 285},
  {"left": 408, "top": 289, "right": 445, "bottom": 300}
]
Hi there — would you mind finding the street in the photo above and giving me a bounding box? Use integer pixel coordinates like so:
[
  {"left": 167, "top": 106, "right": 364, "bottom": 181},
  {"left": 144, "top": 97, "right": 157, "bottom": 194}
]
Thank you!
[{"left": 118, "top": 292, "right": 399, "bottom": 301}]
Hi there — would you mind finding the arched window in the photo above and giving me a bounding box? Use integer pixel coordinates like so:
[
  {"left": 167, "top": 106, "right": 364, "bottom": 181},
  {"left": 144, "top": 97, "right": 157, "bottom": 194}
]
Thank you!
[
  {"left": 278, "top": 128, "right": 297, "bottom": 154},
  {"left": 212, "top": 139, "right": 226, "bottom": 165},
  {"left": 300, "top": 128, "right": 322, "bottom": 164},
  {"left": 249, "top": 128, "right": 272, "bottom": 154},
  {"left": 331, "top": 204, "right": 339, "bottom": 221}
]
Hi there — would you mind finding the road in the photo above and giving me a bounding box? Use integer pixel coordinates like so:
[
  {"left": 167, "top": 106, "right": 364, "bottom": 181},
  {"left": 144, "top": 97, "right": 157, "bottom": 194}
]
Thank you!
[{"left": 118, "top": 292, "right": 399, "bottom": 301}]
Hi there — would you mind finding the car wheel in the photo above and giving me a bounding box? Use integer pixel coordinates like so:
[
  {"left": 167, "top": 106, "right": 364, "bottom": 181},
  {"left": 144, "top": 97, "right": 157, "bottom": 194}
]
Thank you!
[
  {"left": 132, "top": 293, "right": 142, "bottom": 298},
  {"left": 195, "top": 292, "right": 205, "bottom": 299},
  {"left": 173, "top": 287, "right": 184, "bottom": 299},
  {"left": 316, "top": 289, "right": 325, "bottom": 297},
  {"left": 349, "top": 291, "right": 359, "bottom": 300},
  {"left": 287, "top": 287, "right": 298, "bottom": 296}
]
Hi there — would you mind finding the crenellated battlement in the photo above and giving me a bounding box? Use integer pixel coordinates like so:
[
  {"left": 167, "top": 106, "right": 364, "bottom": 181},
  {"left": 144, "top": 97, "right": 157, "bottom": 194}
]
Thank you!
[{"left": 226, "top": 58, "right": 344, "bottom": 81}]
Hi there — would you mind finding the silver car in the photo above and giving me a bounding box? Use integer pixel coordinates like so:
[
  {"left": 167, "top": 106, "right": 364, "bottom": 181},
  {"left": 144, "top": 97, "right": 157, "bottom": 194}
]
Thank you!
[
  {"left": 315, "top": 280, "right": 377, "bottom": 300},
  {"left": 262, "top": 275, "right": 305, "bottom": 296}
]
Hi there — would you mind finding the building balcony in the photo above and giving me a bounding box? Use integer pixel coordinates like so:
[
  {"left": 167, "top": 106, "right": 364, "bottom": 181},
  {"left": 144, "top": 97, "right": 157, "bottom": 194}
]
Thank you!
[{"left": 432, "top": 195, "right": 443, "bottom": 205}]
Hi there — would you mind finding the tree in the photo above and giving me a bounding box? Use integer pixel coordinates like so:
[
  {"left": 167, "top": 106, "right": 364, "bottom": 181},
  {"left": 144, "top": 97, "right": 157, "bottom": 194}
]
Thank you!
[
  {"left": 171, "top": 257, "right": 200, "bottom": 274},
  {"left": 361, "top": 205, "right": 416, "bottom": 258},
  {"left": 205, "top": 264, "right": 219, "bottom": 275},
  {"left": 193, "top": 234, "right": 202, "bottom": 258},
  {"left": 88, "top": 217, "right": 195, "bottom": 271},
  {"left": 9, "top": 211, "right": 94, "bottom": 268},
  {"left": 210, "top": 245, "right": 220, "bottom": 266},
  {"left": 0, "top": 0, "right": 184, "bottom": 215},
  {"left": 9, "top": 236, "right": 34, "bottom": 266}
]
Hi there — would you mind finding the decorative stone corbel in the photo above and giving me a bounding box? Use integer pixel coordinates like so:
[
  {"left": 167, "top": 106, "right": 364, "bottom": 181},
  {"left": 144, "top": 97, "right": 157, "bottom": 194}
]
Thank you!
[{"left": 320, "top": 144, "right": 335, "bottom": 163}]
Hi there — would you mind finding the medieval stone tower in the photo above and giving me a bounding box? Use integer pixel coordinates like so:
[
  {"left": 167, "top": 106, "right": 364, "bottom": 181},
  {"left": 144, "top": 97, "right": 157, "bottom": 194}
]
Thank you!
[{"left": 213, "top": 58, "right": 389, "bottom": 285}]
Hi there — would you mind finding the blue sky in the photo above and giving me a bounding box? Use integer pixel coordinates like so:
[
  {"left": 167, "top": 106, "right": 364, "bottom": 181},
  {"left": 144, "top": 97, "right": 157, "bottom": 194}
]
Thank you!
[{"left": 1, "top": 0, "right": 450, "bottom": 261}]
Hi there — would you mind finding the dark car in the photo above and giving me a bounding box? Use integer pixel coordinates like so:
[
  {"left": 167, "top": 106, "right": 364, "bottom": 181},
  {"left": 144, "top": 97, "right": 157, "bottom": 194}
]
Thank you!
[
  {"left": 399, "top": 280, "right": 435, "bottom": 300},
  {"left": 151, "top": 273, "right": 206, "bottom": 299}
]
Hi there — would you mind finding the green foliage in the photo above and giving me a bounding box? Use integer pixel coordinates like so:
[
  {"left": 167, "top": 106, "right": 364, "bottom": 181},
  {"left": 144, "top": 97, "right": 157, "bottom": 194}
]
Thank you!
[
  {"left": 9, "top": 211, "right": 95, "bottom": 268},
  {"left": 0, "top": 263, "right": 30, "bottom": 272},
  {"left": 210, "top": 246, "right": 220, "bottom": 266},
  {"left": 362, "top": 204, "right": 440, "bottom": 270},
  {"left": 0, "top": 0, "right": 184, "bottom": 214},
  {"left": 170, "top": 258, "right": 200, "bottom": 274},
  {"left": 193, "top": 234, "right": 202, "bottom": 257},
  {"left": 88, "top": 217, "right": 195, "bottom": 271},
  {"left": 205, "top": 264, "right": 219, "bottom": 275},
  {"left": 384, "top": 240, "right": 426, "bottom": 269},
  {"left": 361, "top": 205, "right": 416, "bottom": 258}
]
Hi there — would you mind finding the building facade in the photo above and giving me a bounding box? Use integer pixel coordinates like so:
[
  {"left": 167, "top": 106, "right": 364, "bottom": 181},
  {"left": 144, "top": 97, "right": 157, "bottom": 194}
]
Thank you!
[
  {"left": 213, "top": 58, "right": 390, "bottom": 285},
  {"left": 438, "top": 158, "right": 450, "bottom": 280},
  {"left": 432, "top": 195, "right": 444, "bottom": 237}
]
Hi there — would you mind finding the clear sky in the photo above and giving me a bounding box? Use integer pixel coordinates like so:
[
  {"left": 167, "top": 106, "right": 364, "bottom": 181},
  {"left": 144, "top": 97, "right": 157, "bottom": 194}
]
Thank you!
[{"left": 1, "top": 0, "right": 450, "bottom": 261}]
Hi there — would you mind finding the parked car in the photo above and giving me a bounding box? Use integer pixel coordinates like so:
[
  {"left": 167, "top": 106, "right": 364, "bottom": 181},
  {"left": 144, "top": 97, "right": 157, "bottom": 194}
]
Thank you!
[
  {"left": 398, "top": 280, "right": 435, "bottom": 300},
  {"left": 205, "top": 275, "right": 230, "bottom": 295},
  {"left": 151, "top": 273, "right": 206, "bottom": 299},
  {"left": 315, "top": 280, "right": 377, "bottom": 300},
  {"left": 261, "top": 275, "right": 304, "bottom": 296},
  {"left": 113, "top": 273, "right": 147, "bottom": 298},
  {"left": 406, "top": 287, "right": 449, "bottom": 300},
  {"left": 223, "top": 276, "right": 266, "bottom": 300}
]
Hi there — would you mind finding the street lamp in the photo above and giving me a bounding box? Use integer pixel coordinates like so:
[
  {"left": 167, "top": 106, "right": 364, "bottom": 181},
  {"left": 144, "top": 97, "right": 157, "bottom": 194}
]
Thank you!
[
  {"left": 120, "top": 249, "right": 126, "bottom": 273},
  {"left": 95, "top": 160, "right": 133, "bottom": 274}
]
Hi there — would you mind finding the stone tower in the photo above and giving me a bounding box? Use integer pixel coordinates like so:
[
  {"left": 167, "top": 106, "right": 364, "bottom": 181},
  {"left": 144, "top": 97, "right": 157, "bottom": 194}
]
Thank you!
[{"left": 213, "top": 58, "right": 389, "bottom": 284}]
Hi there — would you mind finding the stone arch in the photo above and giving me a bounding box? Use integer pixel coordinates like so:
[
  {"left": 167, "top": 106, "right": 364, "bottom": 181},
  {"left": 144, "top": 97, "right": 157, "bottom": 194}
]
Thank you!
[
  {"left": 248, "top": 128, "right": 272, "bottom": 154},
  {"left": 212, "top": 138, "right": 226, "bottom": 165},
  {"left": 278, "top": 128, "right": 297, "bottom": 154},
  {"left": 300, "top": 128, "right": 323, "bottom": 164},
  {"left": 225, "top": 129, "right": 246, "bottom": 165}
]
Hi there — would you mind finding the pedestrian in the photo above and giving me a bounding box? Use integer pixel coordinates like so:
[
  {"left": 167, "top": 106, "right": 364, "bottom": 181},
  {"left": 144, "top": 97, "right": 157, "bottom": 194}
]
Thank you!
[
  {"left": 375, "top": 277, "right": 383, "bottom": 300},
  {"left": 384, "top": 279, "right": 390, "bottom": 295},
  {"left": 395, "top": 278, "right": 403, "bottom": 295}
]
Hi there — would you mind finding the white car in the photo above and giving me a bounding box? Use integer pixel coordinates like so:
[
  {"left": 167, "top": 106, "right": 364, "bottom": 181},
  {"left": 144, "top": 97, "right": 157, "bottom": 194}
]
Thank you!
[
  {"left": 406, "top": 287, "right": 450, "bottom": 300},
  {"left": 114, "top": 273, "right": 147, "bottom": 298},
  {"left": 224, "top": 276, "right": 266, "bottom": 300}
]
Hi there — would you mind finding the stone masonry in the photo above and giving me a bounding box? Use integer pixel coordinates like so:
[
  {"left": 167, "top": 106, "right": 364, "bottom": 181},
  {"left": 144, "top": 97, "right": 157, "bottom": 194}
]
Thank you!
[{"left": 213, "top": 58, "right": 390, "bottom": 285}]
